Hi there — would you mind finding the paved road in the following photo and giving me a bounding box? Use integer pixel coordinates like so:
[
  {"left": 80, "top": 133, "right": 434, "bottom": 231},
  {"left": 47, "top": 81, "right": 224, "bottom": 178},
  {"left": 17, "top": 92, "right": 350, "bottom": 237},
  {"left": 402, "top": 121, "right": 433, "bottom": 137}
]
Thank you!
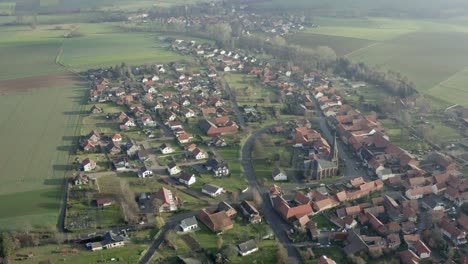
[
  {"left": 138, "top": 210, "right": 200, "bottom": 264},
  {"left": 222, "top": 77, "right": 246, "bottom": 128},
  {"left": 241, "top": 125, "right": 303, "bottom": 263}
]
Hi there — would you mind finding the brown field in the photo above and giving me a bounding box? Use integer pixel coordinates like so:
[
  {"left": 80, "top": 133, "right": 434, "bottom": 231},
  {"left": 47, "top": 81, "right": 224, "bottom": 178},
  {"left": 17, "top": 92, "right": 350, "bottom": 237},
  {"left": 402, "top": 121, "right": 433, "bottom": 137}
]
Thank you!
[{"left": 0, "top": 73, "right": 79, "bottom": 95}]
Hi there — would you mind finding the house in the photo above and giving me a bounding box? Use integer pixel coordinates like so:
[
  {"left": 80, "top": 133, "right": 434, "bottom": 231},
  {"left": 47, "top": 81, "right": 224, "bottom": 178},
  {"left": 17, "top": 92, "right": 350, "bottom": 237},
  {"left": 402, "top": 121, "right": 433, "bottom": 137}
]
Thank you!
[
  {"left": 177, "top": 133, "right": 194, "bottom": 144},
  {"left": 82, "top": 140, "right": 97, "bottom": 152},
  {"left": 386, "top": 233, "right": 401, "bottom": 249},
  {"left": 202, "top": 183, "right": 224, "bottom": 197},
  {"left": 87, "top": 130, "right": 101, "bottom": 142},
  {"left": 138, "top": 166, "right": 153, "bottom": 178},
  {"left": 73, "top": 174, "right": 89, "bottom": 185},
  {"left": 178, "top": 172, "right": 196, "bottom": 186},
  {"left": 137, "top": 150, "right": 150, "bottom": 162},
  {"left": 218, "top": 201, "right": 237, "bottom": 218},
  {"left": 122, "top": 117, "right": 136, "bottom": 127},
  {"left": 240, "top": 200, "right": 262, "bottom": 224},
  {"left": 210, "top": 135, "right": 227, "bottom": 147},
  {"left": 405, "top": 185, "right": 433, "bottom": 200},
  {"left": 90, "top": 105, "right": 103, "bottom": 114},
  {"left": 399, "top": 250, "right": 420, "bottom": 264},
  {"left": 111, "top": 133, "right": 122, "bottom": 142},
  {"left": 167, "top": 162, "right": 181, "bottom": 175},
  {"left": 190, "top": 148, "right": 208, "bottom": 160},
  {"left": 96, "top": 198, "right": 113, "bottom": 207},
  {"left": 317, "top": 256, "right": 337, "bottom": 264},
  {"left": 272, "top": 168, "right": 288, "bottom": 181},
  {"left": 205, "top": 159, "right": 229, "bottom": 177},
  {"left": 237, "top": 240, "right": 258, "bottom": 256},
  {"left": 153, "top": 187, "right": 183, "bottom": 213},
  {"left": 198, "top": 119, "right": 238, "bottom": 136},
  {"left": 126, "top": 143, "right": 140, "bottom": 156},
  {"left": 82, "top": 158, "right": 96, "bottom": 172},
  {"left": 440, "top": 219, "right": 467, "bottom": 245},
  {"left": 179, "top": 216, "right": 198, "bottom": 232},
  {"left": 183, "top": 108, "right": 196, "bottom": 118},
  {"left": 106, "top": 142, "right": 121, "bottom": 155},
  {"left": 421, "top": 196, "right": 444, "bottom": 211},
  {"left": 412, "top": 240, "right": 431, "bottom": 259},
  {"left": 197, "top": 208, "right": 233, "bottom": 233},
  {"left": 87, "top": 231, "right": 125, "bottom": 251},
  {"left": 112, "top": 157, "right": 129, "bottom": 171},
  {"left": 160, "top": 143, "right": 174, "bottom": 154}
]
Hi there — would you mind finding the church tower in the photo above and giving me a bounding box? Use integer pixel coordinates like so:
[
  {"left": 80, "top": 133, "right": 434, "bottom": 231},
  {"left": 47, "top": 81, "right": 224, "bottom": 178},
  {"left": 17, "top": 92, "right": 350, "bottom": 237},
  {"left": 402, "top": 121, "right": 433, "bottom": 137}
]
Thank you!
[{"left": 332, "top": 134, "right": 339, "bottom": 167}]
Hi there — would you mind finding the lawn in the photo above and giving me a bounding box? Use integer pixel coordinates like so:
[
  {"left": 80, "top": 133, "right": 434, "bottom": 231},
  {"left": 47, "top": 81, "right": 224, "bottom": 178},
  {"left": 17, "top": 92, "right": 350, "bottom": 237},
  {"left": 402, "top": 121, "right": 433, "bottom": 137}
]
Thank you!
[
  {"left": 313, "top": 214, "right": 338, "bottom": 230},
  {"left": 193, "top": 219, "right": 278, "bottom": 263},
  {"left": 0, "top": 84, "right": 87, "bottom": 230},
  {"left": 224, "top": 73, "right": 274, "bottom": 103},
  {"left": 11, "top": 241, "right": 148, "bottom": 264},
  {"left": 305, "top": 246, "right": 346, "bottom": 264}
]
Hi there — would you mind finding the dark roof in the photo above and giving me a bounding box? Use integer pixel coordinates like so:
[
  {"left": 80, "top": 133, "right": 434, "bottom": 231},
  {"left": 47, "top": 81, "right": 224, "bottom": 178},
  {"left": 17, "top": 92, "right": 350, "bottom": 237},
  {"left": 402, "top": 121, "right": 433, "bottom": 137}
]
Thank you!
[
  {"left": 202, "top": 183, "right": 222, "bottom": 193},
  {"left": 180, "top": 216, "right": 198, "bottom": 229},
  {"left": 206, "top": 159, "right": 228, "bottom": 170},
  {"left": 168, "top": 162, "right": 178, "bottom": 169},
  {"left": 240, "top": 200, "right": 259, "bottom": 216},
  {"left": 237, "top": 239, "right": 258, "bottom": 253},
  {"left": 179, "top": 172, "right": 194, "bottom": 181},
  {"left": 198, "top": 119, "right": 215, "bottom": 133},
  {"left": 102, "top": 231, "right": 124, "bottom": 245}
]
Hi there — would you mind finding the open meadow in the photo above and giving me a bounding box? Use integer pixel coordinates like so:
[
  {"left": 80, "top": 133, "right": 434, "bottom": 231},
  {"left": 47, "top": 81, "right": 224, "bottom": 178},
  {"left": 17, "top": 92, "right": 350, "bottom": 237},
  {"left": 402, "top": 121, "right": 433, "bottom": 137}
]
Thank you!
[{"left": 286, "top": 16, "right": 468, "bottom": 106}]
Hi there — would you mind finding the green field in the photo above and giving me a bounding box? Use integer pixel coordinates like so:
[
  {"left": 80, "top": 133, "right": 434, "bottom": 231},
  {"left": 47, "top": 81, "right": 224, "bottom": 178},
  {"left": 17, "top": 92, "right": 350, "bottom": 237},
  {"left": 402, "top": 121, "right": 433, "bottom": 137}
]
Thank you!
[
  {"left": 288, "top": 32, "right": 374, "bottom": 57},
  {"left": 61, "top": 23, "right": 184, "bottom": 70},
  {"left": 0, "top": 84, "right": 86, "bottom": 230},
  {"left": 287, "top": 16, "right": 468, "bottom": 106},
  {"left": 0, "top": 25, "right": 64, "bottom": 80},
  {"left": 0, "top": 17, "right": 192, "bottom": 229}
]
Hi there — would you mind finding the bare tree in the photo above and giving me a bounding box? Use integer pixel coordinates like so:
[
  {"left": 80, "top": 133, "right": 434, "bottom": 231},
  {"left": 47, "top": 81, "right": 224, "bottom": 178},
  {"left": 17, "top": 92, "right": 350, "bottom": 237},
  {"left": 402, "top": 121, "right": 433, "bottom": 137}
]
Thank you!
[
  {"left": 276, "top": 244, "right": 289, "bottom": 264},
  {"left": 252, "top": 190, "right": 263, "bottom": 209},
  {"left": 118, "top": 180, "right": 139, "bottom": 224},
  {"left": 216, "top": 236, "right": 223, "bottom": 249},
  {"left": 152, "top": 198, "right": 163, "bottom": 216}
]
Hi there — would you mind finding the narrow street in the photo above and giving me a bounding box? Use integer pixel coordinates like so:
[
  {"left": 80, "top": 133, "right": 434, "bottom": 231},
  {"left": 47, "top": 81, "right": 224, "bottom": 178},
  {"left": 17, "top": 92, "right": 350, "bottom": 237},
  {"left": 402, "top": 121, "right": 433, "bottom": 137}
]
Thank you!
[{"left": 222, "top": 77, "right": 246, "bottom": 128}]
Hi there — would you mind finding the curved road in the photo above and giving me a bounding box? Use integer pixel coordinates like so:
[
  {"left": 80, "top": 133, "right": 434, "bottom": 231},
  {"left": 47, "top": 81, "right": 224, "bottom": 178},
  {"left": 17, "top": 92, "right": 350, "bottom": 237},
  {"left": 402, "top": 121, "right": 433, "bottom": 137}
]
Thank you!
[{"left": 241, "top": 125, "right": 303, "bottom": 263}]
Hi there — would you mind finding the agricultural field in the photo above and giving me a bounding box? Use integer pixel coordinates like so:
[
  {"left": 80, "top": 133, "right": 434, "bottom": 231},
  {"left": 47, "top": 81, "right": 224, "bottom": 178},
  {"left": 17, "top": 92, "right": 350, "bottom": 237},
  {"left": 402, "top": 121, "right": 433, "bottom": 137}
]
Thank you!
[
  {"left": 0, "top": 25, "right": 65, "bottom": 81},
  {"left": 287, "top": 33, "right": 374, "bottom": 57},
  {"left": 0, "top": 83, "right": 87, "bottom": 230},
  {"left": 0, "top": 13, "right": 192, "bottom": 229},
  {"left": 286, "top": 16, "right": 468, "bottom": 106},
  {"left": 60, "top": 23, "right": 185, "bottom": 70}
]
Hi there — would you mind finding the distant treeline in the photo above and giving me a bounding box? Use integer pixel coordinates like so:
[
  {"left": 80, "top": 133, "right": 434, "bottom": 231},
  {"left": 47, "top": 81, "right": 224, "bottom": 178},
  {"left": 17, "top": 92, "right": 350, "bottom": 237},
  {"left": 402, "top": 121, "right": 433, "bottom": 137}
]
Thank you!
[{"left": 235, "top": 0, "right": 468, "bottom": 18}]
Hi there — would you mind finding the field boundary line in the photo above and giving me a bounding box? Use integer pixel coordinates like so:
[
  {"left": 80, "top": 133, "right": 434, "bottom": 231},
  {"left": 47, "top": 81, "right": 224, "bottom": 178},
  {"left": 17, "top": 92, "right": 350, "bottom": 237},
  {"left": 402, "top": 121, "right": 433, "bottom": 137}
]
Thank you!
[
  {"left": 426, "top": 65, "right": 468, "bottom": 92},
  {"left": 344, "top": 42, "right": 380, "bottom": 57}
]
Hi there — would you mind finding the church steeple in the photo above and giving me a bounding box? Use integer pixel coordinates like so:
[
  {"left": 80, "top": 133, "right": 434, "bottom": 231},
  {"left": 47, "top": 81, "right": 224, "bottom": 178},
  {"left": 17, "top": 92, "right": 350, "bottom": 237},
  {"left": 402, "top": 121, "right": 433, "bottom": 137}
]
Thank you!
[{"left": 332, "top": 133, "right": 339, "bottom": 166}]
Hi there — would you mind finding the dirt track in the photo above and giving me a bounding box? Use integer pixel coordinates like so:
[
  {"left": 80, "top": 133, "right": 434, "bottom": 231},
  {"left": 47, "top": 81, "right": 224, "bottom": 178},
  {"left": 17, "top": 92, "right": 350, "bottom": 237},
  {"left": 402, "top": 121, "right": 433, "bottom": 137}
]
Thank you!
[{"left": 0, "top": 73, "right": 80, "bottom": 95}]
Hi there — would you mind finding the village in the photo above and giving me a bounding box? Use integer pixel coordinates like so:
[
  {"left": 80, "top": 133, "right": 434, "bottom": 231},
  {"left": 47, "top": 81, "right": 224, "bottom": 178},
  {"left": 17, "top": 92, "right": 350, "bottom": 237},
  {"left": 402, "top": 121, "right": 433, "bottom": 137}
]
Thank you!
[{"left": 54, "top": 33, "right": 468, "bottom": 264}]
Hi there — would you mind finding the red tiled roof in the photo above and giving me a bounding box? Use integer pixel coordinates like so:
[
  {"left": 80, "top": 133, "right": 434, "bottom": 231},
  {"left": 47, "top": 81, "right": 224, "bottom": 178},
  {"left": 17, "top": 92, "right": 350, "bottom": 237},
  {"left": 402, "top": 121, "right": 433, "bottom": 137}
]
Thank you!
[{"left": 413, "top": 240, "right": 431, "bottom": 255}]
